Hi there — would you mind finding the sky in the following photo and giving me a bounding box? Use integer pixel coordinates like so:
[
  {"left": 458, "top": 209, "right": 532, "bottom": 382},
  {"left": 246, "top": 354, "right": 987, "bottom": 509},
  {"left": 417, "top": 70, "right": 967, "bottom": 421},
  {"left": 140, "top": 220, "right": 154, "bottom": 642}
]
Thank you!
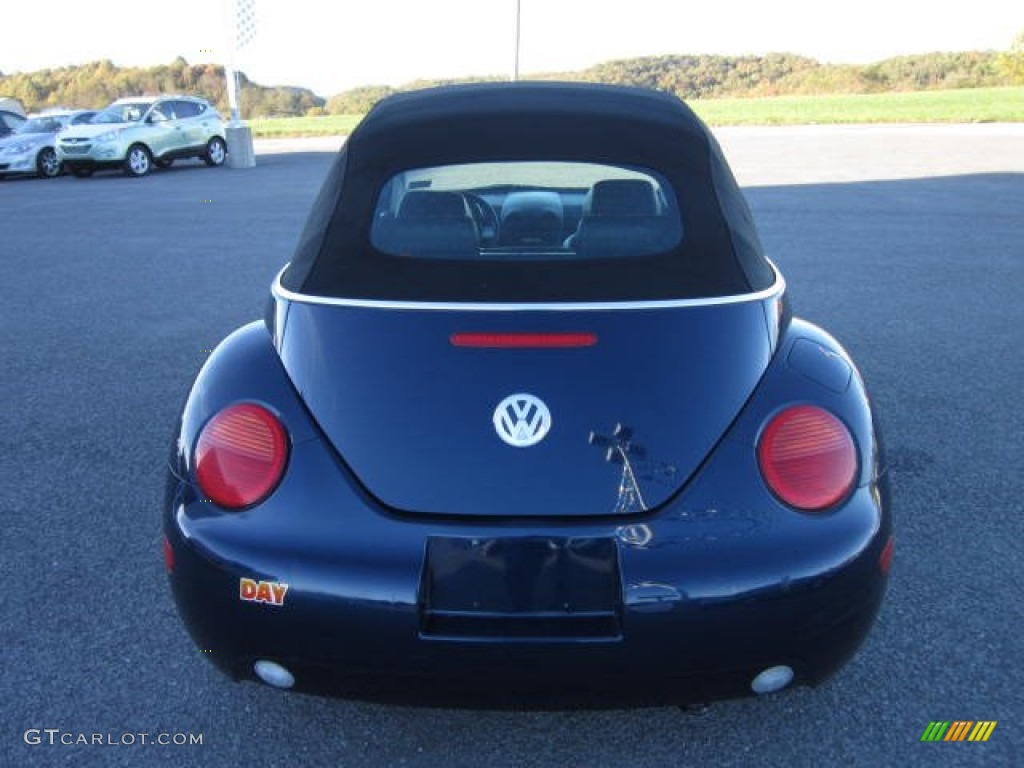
[{"left": 1, "top": 0, "right": 1019, "bottom": 97}]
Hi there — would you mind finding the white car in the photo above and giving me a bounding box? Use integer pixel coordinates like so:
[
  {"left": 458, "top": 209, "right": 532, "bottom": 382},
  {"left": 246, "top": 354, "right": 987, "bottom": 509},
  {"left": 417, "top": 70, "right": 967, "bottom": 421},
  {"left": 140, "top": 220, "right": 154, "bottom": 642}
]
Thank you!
[{"left": 0, "top": 110, "right": 97, "bottom": 179}]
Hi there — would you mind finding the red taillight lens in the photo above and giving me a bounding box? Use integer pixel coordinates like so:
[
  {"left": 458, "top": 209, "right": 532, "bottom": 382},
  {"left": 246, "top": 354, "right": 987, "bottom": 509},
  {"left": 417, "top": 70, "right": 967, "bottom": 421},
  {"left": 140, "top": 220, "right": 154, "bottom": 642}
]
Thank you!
[
  {"left": 757, "top": 405, "right": 857, "bottom": 512},
  {"left": 195, "top": 403, "right": 288, "bottom": 510}
]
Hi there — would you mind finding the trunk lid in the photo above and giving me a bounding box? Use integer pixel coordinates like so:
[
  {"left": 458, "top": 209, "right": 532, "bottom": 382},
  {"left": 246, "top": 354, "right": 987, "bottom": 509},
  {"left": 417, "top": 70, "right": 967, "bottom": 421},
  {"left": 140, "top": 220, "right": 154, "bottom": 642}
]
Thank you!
[{"left": 278, "top": 298, "right": 773, "bottom": 517}]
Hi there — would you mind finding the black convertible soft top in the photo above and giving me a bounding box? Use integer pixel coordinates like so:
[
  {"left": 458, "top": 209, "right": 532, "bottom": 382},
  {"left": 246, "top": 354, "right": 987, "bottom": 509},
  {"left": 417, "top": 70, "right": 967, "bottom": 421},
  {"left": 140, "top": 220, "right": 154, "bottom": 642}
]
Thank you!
[{"left": 282, "top": 82, "right": 774, "bottom": 302}]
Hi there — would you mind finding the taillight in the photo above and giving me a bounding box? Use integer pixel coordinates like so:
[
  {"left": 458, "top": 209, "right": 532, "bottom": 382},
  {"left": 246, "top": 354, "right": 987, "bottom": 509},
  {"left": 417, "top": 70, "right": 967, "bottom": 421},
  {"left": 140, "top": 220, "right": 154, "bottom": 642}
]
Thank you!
[
  {"left": 451, "top": 332, "right": 597, "bottom": 348},
  {"left": 757, "top": 405, "right": 857, "bottom": 512},
  {"left": 195, "top": 403, "right": 288, "bottom": 509}
]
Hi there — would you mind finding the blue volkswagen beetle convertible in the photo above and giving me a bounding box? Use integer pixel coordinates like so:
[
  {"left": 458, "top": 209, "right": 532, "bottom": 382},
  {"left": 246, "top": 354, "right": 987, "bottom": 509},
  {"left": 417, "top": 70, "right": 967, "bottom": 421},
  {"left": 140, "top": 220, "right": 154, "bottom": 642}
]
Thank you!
[{"left": 164, "top": 82, "right": 892, "bottom": 707}]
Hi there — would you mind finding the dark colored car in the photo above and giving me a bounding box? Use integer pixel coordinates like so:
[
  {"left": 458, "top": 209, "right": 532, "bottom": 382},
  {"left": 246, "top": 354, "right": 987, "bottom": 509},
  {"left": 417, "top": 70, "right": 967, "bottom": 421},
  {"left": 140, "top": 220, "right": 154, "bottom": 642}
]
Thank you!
[{"left": 164, "top": 82, "right": 892, "bottom": 707}]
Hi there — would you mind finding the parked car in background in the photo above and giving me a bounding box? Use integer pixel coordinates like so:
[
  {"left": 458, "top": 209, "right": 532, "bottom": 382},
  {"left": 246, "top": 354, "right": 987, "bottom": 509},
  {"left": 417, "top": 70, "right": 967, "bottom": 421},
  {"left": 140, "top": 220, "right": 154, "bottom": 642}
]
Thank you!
[
  {"left": 0, "top": 110, "right": 97, "bottom": 179},
  {"left": 56, "top": 95, "right": 227, "bottom": 178},
  {"left": 0, "top": 97, "right": 27, "bottom": 138}
]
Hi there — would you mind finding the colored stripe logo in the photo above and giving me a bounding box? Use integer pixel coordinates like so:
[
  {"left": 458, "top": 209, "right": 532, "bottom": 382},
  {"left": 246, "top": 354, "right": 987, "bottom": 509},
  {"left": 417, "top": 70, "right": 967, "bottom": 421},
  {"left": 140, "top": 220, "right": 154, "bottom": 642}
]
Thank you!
[{"left": 920, "top": 721, "right": 997, "bottom": 742}]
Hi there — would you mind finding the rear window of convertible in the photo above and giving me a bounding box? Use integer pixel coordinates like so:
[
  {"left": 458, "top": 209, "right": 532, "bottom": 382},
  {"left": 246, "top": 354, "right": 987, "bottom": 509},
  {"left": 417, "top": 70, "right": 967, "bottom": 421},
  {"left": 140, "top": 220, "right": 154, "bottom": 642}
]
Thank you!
[{"left": 370, "top": 161, "right": 683, "bottom": 261}]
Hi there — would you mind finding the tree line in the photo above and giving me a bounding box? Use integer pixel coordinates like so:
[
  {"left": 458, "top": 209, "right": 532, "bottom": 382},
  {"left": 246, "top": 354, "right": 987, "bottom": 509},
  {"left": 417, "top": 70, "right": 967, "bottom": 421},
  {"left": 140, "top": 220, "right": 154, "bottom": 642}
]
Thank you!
[
  {"left": 328, "top": 49, "right": 1022, "bottom": 113},
  {"left": 0, "top": 57, "right": 323, "bottom": 118},
  {"left": 2, "top": 46, "right": 1021, "bottom": 119}
]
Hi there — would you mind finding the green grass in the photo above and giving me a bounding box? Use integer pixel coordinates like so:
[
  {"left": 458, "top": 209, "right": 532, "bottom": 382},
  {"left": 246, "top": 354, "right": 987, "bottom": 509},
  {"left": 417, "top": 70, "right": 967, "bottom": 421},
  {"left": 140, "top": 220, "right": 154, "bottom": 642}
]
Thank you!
[
  {"left": 690, "top": 86, "right": 1024, "bottom": 126},
  {"left": 248, "top": 113, "right": 364, "bottom": 137},
  {"left": 247, "top": 87, "right": 1024, "bottom": 138}
]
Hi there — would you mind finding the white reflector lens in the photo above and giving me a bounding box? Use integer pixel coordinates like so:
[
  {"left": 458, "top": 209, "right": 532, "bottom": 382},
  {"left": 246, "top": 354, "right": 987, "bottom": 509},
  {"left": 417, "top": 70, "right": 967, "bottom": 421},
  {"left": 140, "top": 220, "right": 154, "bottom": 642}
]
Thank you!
[
  {"left": 751, "top": 665, "right": 794, "bottom": 695},
  {"left": 254, "top": 660, "right": 295, "bottom": 689}
]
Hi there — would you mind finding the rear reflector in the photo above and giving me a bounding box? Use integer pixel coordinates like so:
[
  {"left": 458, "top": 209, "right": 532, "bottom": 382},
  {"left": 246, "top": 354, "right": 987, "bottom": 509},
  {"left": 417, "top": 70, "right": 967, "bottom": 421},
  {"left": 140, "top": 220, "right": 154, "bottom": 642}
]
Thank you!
[
  {"left": 195, "top": 403, "right": 289, "bottom": 510},
  {"left": 451, "top": 332, "right": 597, "bottom": 348},
  {"left": 162, "top": 536, "right": 174, "bottom": 572},
  {"left": 879, "top": 536, "right": 895, "bottom": 574},
  {"left": 757, "top": 405, "right": 857, "bottom": 512}
]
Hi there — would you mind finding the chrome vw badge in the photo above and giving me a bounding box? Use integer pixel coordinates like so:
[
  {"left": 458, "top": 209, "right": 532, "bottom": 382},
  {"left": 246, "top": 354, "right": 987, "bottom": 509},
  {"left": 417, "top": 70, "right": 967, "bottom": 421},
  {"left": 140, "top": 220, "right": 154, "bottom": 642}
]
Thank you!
[{"left": 493, "top": 393, "right": 551, "bottom": 447}]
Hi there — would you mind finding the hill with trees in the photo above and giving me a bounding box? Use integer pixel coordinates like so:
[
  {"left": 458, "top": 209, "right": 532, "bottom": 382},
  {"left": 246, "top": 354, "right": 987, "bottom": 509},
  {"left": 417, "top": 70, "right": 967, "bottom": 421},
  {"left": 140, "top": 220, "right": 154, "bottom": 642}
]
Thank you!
[
  {"left": 329, "top": 49, "right": 1020, "bottom": 112},
  {"left": 0, "top": 57, "right": 323, "bottom": 118},
  {"left": 2, "top": 47, "right": 1021, "bottom": 118}
]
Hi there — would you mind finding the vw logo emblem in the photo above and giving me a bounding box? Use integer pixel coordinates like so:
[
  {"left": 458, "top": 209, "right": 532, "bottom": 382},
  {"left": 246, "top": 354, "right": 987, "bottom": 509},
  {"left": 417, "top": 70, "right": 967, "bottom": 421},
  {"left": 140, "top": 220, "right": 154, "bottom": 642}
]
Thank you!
[{"left": 493, "top": 394, "right": 551, "bottom": 447}]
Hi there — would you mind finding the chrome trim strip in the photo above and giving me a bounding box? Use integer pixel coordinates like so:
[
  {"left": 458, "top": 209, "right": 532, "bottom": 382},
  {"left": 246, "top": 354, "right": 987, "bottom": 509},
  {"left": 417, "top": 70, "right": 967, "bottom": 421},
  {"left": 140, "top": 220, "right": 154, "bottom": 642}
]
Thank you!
[{"left": 271, "top": 262, "right": 784, "bottom": 312}]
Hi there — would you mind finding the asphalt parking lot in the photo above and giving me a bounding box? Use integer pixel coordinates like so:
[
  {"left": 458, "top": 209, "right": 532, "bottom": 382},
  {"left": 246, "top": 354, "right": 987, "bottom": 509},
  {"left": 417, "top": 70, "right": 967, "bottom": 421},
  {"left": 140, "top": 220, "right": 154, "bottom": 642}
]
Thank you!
[{"left": 2, "top": 126, "right": 1022, "bottom": 767}]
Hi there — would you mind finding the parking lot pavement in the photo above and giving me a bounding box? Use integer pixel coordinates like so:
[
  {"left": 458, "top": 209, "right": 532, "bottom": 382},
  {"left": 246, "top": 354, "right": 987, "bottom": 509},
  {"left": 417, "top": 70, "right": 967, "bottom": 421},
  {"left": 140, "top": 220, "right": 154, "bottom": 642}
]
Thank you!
[
  {"left": 254, "top": 135, "right": 346, "bottom": 154},
  {"left": 1, "top": 126, "right": 1021, "bottom": 767},
  {"left": 717, "top": 122, "right": 1024, "bottom": 185}
]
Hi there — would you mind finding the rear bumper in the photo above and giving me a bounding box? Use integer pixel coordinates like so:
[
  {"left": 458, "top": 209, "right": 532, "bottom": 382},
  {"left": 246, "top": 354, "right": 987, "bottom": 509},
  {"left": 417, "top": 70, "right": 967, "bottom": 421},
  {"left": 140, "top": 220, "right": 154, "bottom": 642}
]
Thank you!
[
  {"left": 164, "top": 435, "right": 892, "bottom": 706},
  {"left": 168, "top": 534, "right": 886, "bottom": 708}
]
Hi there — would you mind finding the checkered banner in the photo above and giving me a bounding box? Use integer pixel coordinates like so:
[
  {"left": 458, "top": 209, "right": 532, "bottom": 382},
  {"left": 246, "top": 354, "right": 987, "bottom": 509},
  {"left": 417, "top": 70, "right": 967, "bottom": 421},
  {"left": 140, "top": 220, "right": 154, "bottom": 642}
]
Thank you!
[{"left": 234, "top": 0, "right": 257, "bottom": 50}]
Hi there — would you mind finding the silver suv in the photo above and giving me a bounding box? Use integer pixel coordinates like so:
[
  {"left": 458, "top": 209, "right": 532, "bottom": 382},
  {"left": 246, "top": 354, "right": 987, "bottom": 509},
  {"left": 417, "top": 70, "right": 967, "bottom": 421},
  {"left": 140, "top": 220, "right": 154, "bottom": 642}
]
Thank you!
[{"left": 57, "top": 95, "right": 227, "bottom": 177}]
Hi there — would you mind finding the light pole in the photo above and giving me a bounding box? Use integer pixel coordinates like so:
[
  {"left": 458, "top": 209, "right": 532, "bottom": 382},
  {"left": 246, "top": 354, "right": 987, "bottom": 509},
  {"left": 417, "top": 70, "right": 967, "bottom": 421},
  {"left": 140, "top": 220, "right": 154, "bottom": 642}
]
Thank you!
[{"left": 512, "top": 0, "right": 521, "bottom": 81}]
